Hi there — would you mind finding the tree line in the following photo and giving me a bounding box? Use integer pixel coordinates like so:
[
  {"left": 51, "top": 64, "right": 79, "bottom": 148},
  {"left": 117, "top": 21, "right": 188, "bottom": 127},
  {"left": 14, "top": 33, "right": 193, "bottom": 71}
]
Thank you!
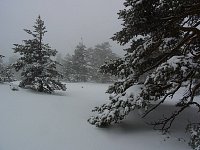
[
  {"left": 57, "top": 42, "right": 118, "bottom": 83},
  {"left": 0, "top": 16, "right": 118, "bottom": 88}
]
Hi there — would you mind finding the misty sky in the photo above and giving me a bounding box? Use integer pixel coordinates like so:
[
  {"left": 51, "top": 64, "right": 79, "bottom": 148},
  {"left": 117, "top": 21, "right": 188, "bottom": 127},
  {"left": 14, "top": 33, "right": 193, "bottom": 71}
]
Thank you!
[{"left": 0, "top": 0, "right": 125, "bottom": 59}]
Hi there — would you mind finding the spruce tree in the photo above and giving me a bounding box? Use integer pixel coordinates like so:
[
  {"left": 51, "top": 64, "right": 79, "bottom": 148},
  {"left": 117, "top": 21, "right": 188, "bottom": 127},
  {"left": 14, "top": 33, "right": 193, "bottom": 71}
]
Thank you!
[
  {"left": 0, "top": 55, "right": 5, "bottom": 82},
  {"left": 13, "top": 16, "right": 66, "bottom": 93},
  {"left": 88, "top": 1, "right": 200, "bottom": 148},
  {"left": 62, "top": 53, "right": 74, "bottom": 82},
  {"left": 72, "top": 43, "right": 88, "bottom": 82},
  {"left": 0, "top": 55, "right": 14, "bottom": 83},
  {"left": 61, "top": 42, "right": 118, "bottom": 83},
  {"left": 86, "top": 42, "right": 118, "bottom": 82}
]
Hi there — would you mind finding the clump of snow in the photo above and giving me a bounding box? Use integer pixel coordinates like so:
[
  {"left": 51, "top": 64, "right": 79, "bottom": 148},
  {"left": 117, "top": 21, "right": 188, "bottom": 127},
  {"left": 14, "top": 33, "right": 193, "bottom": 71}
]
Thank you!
[
  {"left": 133, "top": 0, "right": 143, "bottom": 5},
  {"left": 9, "top": 83, "right": 19, "bottom": 91}
]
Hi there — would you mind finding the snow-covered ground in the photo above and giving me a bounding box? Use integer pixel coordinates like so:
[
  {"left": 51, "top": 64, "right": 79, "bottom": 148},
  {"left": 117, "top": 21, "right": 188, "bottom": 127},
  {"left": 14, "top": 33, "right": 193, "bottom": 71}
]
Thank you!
[{"left": 0, "top": 82, "right": 196, "bottom": 150}]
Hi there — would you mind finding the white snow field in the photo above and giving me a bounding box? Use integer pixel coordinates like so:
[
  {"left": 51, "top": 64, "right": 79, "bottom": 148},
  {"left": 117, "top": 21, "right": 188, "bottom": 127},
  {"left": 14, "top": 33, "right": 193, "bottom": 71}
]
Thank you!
[{"left": 0, "top": 82, "right": 197, "bottom": 150}]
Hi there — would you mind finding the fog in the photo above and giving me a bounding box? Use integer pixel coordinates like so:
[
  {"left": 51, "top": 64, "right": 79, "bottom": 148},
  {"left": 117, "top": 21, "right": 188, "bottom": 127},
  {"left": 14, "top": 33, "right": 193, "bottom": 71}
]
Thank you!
[{"left": 0, "top": 0, "right": 125, "bottom": 59}]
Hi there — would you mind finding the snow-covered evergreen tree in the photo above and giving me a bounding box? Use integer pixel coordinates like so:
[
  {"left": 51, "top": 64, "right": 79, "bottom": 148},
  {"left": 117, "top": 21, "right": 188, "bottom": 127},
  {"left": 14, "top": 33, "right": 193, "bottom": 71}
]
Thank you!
[
  {"left": 0, "top": 55, "right": 14, "bottom": 83},
  {"left": 86, "top": 42, "right": 118, "bottom": 82},
  {"left": 61, "top": 42, "right": 118, "bottom": 83},
  {"left": 88, "top": 1, "right": 200, "bottom": 149},
  {"left": 0, "top": 55, "right": 5, "bottom": 82},
  {"left": 0, "top": 55, "right": 4, "bottom": 65},
  {"left": 55, "top": 53, "right": 63, "bottom": 73},
  {"left": 8, "top": 55, "right": 21, "bottom": 80},
  {"left": 62, "top": 53, "right": 75, "bottom": 82},
  {"left": 94, "top": 42, "right": 118, "bottom": 83},
  {"left": 13, "top": 16, "right": 66, "bottom": 93},
  {"left": 72, "top": 43, "right": 88, "bottom": 82}
]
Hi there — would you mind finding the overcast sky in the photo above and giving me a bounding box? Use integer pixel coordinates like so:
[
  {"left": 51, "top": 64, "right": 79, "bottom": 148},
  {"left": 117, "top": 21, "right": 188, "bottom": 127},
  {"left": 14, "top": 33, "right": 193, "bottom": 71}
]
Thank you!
[{"left": 0, "top": 0, "right": 125, "bottom": 59}]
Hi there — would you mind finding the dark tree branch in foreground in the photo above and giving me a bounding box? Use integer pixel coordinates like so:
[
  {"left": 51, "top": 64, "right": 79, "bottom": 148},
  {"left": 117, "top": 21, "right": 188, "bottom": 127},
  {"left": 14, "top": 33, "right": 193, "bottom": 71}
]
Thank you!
[
  {"left": 89, "top": 1, "right": 200, "bottom": 149},
  {"left": 151, "top": 101, "right": 200, "bottom": 133}
]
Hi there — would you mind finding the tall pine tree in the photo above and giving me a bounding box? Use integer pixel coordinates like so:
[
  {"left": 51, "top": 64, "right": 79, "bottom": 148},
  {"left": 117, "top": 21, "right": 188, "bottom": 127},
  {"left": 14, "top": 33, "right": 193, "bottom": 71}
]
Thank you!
[
  {"left": 88, "top": 1, "right": 200, "bottom": 149},
  {"left": 0, "top": 55, "right": 14, "bottom": 83},
  {"left": 86, "top": 42, "right": 118, "bottom": 82},
  {"left": 72, "top": 43, "right": 88, "bottom": 82},
  {"left": 0, "top": 55, "right": 5, "bottom": 82},
  {"left": 62, "top": 53, "right": 74, "bottom": 81},
  {"left": 61, "top": 42, "right": 118, "bottom": 83},
  {"left": 13, "top": 16, "right": 66, "bottom": 93}
]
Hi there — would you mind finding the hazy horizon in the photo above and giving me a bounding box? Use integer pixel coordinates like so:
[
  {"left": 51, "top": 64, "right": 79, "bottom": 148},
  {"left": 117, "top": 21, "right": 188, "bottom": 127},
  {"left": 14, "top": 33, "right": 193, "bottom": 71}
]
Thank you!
[{"left": 0, "top": 0, "right": 125, "bottom": 60}]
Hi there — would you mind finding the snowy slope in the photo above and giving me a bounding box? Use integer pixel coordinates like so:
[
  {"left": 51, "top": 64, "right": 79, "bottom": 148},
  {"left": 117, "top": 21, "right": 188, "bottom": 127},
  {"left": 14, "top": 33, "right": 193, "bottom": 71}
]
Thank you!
[{"left": 0, "top": 82, "right": 194, "bottom": 150}]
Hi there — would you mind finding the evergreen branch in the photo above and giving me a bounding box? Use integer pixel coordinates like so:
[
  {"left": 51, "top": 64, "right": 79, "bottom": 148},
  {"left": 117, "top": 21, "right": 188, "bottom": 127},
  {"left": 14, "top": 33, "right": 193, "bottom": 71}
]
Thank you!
[
  {"left": 189, "top": 82, "right": 200, "bottom": 103},
  {"left": 161, "top": 5, "right": 200, "bottom": 21},
  {"left": 143, "top": 32, "right": 196, "bottom": 73},
  {"left": 142, "top": 84, "right": 181, "bottom": 118},
  {"left": 179, "top": 27, "right": 200, "bottom": 35},
  {"left": 142, "top": 70, "right": 194, "bottom": 118}
]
